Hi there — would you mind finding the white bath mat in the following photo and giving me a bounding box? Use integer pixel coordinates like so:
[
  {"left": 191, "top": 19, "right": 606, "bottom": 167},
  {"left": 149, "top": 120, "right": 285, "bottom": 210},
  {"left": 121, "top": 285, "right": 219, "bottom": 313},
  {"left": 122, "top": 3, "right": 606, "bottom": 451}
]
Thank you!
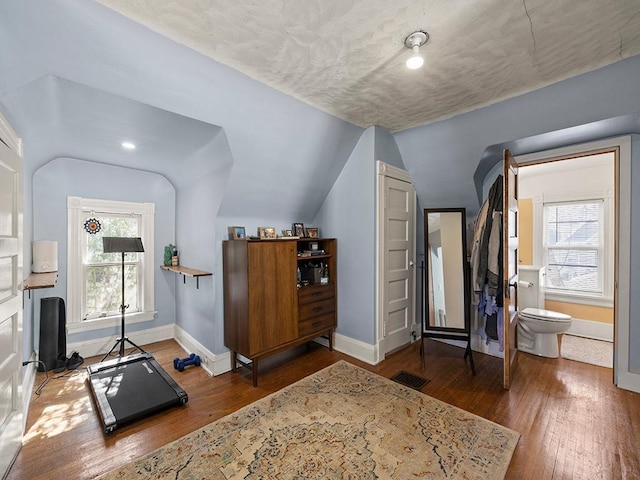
[{"left": 561, "top": 334, "right": 613, "bottom": 368}]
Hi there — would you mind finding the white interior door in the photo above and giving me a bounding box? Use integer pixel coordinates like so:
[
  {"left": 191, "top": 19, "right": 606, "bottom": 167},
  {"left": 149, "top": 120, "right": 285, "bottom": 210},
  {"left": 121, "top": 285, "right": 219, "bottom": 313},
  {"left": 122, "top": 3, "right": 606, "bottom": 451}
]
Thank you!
[
  {"left": 378, "top": 162, "right": 416, "bottom": 356},
  {"left": 0, "top": 126, "right": 24, "bottom": 477}
]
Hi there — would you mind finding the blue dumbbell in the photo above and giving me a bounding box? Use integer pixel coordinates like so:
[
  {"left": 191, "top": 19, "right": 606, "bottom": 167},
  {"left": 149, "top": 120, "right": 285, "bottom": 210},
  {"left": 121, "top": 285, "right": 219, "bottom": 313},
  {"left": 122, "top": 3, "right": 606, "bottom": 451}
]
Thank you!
[{"left": 173, "top": 353, "right": 201, "bottom": 371}]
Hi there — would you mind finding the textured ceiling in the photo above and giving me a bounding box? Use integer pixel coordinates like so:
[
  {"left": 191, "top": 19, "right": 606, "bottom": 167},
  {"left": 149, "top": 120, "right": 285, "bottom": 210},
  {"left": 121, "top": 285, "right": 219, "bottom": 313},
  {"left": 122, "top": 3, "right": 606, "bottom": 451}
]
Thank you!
[{"left": 95, "top": 1, "right": 640, "bottom": 132}]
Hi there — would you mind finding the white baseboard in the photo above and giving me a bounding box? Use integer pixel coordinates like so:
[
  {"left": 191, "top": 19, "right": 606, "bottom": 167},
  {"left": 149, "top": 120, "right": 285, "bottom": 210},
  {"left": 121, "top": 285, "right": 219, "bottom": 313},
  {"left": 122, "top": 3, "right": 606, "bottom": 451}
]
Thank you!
[
  {"left": 21, "top": 352, "right": 38, "bottom": 431},
  {"left": 333, "top": 332, "right": 379, "bottom": 365},
  {"left": 66, "top": 324, "right": 175, "bottom": 359},
  {"left": 173, "top": 325, "right": 229, "bottom": 376},
  {"left": 617, "top": 370, "right": 640, "bottom": 394},
  {"left": 209, "top": 332, "right": 380, "bottom": 378},
  {"left": 310, "top": 333, "right": 380, "bottom": 365},
  {"left": 566, "top": 318, "right": 613, "bottom": 342},
  {"left": 69, "top": 324, "right": 493, "bottom": 376}
]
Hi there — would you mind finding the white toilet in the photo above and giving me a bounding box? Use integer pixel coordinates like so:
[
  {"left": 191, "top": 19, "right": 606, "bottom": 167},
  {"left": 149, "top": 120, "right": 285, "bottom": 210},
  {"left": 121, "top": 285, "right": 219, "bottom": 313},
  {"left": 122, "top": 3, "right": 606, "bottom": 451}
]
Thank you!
[{"left": 517, "top": 266, "right": 572, "bottom": 358}]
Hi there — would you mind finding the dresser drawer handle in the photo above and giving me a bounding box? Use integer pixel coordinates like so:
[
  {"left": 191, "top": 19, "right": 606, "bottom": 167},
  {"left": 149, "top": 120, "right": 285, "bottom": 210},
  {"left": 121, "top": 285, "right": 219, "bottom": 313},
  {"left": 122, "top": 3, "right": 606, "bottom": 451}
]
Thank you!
[
  {"left": 312, "top": 306, "right": 323, "bottom": 312},
  {"left": 312, "top": 321, "right": 323, "bottom": 327},
  {"left": 312, "top": 292, "right": 323, "bottom": 296}
]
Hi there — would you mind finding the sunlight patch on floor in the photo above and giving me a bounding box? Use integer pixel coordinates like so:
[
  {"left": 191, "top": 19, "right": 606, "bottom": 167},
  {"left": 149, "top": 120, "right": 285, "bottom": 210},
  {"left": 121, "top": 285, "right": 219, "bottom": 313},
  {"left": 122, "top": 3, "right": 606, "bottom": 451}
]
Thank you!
[
  {"left": 23, "top": 372, "right": 92, "bottom": 442},
  {"left": 23, "top": 397, "right": 91, "bottom": 441}
]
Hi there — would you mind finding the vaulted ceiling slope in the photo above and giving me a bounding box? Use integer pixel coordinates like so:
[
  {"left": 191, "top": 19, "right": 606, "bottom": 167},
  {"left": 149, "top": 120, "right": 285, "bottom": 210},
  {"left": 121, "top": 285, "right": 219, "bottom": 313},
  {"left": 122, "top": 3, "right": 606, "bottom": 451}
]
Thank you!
[
  {"left": 0, "top": 0, "right": 364, "bottom": 221},
  {"left": 0, "top": 77, "right": 227, "bottom": 188},
  {"left": 94, "top": 0, "right": 640, "bottom": 132}
]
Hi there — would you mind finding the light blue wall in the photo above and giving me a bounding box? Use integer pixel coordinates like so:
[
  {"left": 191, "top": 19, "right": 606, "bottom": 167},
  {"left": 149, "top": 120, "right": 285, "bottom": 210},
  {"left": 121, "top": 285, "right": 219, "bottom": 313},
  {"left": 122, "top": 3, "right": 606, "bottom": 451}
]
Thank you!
[
  {"left": 629, "top": 135, "right": 640, "bottom": 374},
  {"left": 173, "top": 132, "right": 233, "bottom": 351},
  {"left": 31, "top": 158, "right": 176, "bottom": 350},
  {"left": 374, "top": 127, "right": 405, "bottom": 170},
  {"left": 312, "top": 127, "right": 376, "bottom": 343},
  {"left": 395, "top": 55, "right": 640, "bottom": 218}
]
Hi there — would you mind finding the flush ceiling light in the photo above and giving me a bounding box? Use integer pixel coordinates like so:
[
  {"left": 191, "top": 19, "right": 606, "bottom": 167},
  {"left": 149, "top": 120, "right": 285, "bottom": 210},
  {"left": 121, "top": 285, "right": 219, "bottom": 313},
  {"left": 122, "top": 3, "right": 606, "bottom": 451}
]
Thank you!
[
  {"left": 121, "top": 141, "right": 136, "bottom": 150},
  {"left": 404, "top": 31, "right": 429, "bottom": 70}
]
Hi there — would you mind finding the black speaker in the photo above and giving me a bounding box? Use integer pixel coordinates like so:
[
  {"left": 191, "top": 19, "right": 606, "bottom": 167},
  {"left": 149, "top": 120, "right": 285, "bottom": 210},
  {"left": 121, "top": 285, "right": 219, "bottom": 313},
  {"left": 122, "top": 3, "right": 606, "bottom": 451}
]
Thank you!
[{"left": 38, "top": 297, "right": 66, "bottom": 372}]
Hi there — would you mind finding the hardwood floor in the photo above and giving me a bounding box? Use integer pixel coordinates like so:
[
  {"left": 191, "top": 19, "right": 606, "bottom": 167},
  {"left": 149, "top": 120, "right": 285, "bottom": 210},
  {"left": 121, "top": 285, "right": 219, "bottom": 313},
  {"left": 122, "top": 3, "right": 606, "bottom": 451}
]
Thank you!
[{"left": 6, "top": 339, "right": 640, "bottom": 479}]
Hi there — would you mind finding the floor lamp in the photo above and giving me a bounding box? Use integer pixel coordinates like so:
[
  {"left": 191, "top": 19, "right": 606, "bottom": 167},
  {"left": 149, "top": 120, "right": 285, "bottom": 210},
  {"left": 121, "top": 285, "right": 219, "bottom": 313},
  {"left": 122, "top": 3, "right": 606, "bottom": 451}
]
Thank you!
[{"left": 101, "top": 236, "right": 146, "bottom": 360}]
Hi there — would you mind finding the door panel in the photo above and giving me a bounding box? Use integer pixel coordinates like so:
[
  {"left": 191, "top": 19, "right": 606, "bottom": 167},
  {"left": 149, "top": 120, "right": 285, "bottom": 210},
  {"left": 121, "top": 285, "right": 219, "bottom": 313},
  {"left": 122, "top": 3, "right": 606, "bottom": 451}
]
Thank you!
[
  {"left": 0, "top": 138, "right": 23, "bottom": 477},
  {"left": 503, "top": 149, "right": 519, "bottom": 389},
  {"left": 383, "top": 176, "right": 415, "bottom": 354}
]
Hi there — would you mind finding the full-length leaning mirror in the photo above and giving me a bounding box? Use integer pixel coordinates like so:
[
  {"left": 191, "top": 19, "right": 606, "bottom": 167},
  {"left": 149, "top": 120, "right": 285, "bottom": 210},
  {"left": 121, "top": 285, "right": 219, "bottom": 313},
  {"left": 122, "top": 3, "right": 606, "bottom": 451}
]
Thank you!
[{"left": 422, "top": 208, "right": 475, "bottom": 374}]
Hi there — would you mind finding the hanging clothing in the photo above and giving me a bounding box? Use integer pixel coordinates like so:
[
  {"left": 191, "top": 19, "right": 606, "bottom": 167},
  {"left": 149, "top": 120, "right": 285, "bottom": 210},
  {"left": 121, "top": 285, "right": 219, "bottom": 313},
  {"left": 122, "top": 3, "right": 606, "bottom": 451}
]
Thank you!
[
  {"left": 485, "top": 312, "right": 498, "bottom": 341},
  {"left": 470, "top": 174, "right": 505, "bottom": 350},
  {"left": 470, "top": 175, "right": 503, "bottom": 293},
  {"left": 487, "top": 210, "right": 502, "bottom": 298}
]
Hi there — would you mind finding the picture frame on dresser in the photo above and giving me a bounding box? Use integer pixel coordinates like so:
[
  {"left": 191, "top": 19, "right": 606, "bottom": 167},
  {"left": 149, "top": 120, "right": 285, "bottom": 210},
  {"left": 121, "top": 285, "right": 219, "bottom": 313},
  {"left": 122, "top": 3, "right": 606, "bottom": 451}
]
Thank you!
[
  {"left": 305, "top": 227, "right": 319, "bottom": 238},
  {"left": 292, "top": 223, "right": 305, "bottom": 237},
  {"left": 228, "top": 226, "right": 246, "bottom": 240},
  {"left": 258, "top": 227, "right": 276, "bottom": 239}
]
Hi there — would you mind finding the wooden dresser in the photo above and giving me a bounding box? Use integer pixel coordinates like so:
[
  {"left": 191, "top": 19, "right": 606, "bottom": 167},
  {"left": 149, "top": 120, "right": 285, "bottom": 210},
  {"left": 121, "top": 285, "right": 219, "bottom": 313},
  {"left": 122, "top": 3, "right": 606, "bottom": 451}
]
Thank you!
[{"left": 223, "top": 237, "right": 336, "bottom": 386}]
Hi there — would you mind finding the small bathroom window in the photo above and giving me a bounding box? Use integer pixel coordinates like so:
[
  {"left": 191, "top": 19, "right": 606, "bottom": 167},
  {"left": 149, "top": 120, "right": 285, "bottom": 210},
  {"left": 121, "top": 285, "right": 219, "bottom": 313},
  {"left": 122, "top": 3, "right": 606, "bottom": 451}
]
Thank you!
[{"left": 542, "top": 199, "right": 604, "bottom": 297}]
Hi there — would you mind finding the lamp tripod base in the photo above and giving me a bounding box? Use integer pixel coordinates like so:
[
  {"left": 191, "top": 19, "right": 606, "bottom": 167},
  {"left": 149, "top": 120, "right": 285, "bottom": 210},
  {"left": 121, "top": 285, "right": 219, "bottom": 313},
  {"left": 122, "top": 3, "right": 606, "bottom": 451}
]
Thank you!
[{"left": 101, "top": 336, "right": 146, "bottom": 362}]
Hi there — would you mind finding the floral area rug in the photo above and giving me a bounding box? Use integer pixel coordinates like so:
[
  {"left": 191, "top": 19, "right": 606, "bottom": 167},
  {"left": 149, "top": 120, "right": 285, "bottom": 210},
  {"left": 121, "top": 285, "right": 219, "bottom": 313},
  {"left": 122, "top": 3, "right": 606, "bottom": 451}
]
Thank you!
[{"left": 99, "top": 360, "right": 519, "bottom": 479}]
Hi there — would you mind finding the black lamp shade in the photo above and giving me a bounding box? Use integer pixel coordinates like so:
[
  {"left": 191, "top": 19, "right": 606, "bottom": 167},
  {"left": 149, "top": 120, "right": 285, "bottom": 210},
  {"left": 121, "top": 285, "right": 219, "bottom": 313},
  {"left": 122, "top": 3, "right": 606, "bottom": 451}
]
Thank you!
[{"left": 102, "top": 237, "right": 144, "bottom": 253}]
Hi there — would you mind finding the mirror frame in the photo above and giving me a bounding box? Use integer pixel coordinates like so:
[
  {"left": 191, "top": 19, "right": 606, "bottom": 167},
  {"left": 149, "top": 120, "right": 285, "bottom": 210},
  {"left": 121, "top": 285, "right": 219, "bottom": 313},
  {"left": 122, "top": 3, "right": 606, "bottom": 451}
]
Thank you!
[{"left": 422, "top": 207, "right": 470, "bottom": 335}]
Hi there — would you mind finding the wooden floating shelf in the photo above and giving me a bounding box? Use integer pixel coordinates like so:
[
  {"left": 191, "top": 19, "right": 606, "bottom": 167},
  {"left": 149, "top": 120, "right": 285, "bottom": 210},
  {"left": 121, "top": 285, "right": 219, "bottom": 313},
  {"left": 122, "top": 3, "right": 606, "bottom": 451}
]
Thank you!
[
  {"left": 22, "top": 271, "right": 58, "bottom": 298},
  {"left": 160, "top": 265, "right": 212, "bottom": 289}
]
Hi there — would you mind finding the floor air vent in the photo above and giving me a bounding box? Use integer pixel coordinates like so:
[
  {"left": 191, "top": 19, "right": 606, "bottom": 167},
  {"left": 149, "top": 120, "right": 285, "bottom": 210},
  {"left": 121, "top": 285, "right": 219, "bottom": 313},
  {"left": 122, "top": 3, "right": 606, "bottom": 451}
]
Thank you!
[{"left": 390, "top": 371, "right": 429, "bottom": 390}]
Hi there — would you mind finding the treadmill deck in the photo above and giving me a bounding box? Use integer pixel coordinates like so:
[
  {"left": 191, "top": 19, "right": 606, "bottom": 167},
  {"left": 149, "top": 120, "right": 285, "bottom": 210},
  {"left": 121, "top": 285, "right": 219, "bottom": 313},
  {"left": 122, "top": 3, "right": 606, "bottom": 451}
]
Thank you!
[{"left": 87, "top": 352, "right": 188, "bottom": 433}]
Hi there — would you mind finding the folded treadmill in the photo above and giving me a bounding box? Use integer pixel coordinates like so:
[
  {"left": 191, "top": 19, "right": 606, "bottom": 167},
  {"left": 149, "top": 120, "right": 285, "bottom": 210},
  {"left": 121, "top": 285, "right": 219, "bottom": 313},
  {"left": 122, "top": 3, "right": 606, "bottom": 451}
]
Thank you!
[{"left": 87, "top": 352, "right": 188, "bottom": 433}]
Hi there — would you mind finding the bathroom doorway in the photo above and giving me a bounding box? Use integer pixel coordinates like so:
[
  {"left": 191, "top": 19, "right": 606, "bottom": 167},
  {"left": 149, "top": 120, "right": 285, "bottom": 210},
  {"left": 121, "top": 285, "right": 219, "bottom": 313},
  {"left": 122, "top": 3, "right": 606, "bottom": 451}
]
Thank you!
[{"left": 515, "top": 137, "right": 629, "bottom": 377}]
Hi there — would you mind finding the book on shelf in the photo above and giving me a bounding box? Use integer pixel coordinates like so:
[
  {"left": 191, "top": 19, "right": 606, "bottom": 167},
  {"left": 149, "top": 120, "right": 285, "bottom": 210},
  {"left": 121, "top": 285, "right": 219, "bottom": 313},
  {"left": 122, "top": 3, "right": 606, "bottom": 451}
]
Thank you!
[{"left": 298, "top": 249, "right": 325, "bottom": 257}]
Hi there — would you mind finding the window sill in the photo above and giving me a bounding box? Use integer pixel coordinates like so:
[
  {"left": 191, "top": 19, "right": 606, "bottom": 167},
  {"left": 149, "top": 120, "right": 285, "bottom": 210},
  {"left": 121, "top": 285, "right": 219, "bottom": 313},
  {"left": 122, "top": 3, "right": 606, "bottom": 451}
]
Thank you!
[
  {"left": 545, "top": 291, "right": 613, "bottom": 309},
  {"left": 66, "top": 311, "right": 157, "bottom": 333}
]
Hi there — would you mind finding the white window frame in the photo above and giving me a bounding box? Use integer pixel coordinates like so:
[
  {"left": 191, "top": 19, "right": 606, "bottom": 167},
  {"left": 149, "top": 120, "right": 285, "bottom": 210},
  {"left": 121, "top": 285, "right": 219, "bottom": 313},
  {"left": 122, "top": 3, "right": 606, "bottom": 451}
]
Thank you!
[
  {"left": 542, "top": 198, "right": 607, "bottom": 300},
  {"left": 531, "top": 189, "right": 614, "bottom": 308},
  {"left": 67, "top": 196, "right": 155, "bottom": 333}
]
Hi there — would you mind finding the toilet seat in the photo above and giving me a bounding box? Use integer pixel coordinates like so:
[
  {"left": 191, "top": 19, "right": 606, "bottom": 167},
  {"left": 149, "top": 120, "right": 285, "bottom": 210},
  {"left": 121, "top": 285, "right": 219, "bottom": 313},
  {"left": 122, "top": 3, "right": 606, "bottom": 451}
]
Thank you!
[{"left": 519, "top": 307, "right": 572, "bottom": 323}]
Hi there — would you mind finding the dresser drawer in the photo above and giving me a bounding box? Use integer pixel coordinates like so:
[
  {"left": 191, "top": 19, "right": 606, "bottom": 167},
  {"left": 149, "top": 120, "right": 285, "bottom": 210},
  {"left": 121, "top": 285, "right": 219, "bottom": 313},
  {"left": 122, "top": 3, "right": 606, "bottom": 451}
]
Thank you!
[
  {"left": 299, "top": 312, "right": 335, "bottom": 337},
  {"left": 299, "top": 298, "right": 335, "bottom": 321},
  {"left": 298, "top": 285, "right": 334, "bottom": 305}
]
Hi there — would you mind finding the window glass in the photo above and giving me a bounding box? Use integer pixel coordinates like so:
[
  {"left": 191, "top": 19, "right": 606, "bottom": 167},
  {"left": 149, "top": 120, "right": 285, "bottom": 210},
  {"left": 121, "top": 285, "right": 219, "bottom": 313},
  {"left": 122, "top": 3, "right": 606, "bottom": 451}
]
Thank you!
[
  {"left": 85, "top": 264, "right": 139, "bottom": 318},
  {"left": 546, "top": 203, "right": 599, "bottom": 247},
  {"left": 544, "top": 201, "right": 603, "bottom": 295},
  {"left": 84, "top": 214, "right": 142, "bottom": 320}
]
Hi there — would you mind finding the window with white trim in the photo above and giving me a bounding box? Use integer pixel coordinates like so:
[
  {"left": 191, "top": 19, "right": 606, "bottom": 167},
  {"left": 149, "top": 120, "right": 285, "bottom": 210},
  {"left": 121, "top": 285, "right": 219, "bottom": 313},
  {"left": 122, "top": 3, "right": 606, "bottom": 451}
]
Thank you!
[
  {"left": 67, "top": 197, "right": 155, "bottom": 332},
  {"left": 543, "top": 199, "right": 605, "bottom": 298}
]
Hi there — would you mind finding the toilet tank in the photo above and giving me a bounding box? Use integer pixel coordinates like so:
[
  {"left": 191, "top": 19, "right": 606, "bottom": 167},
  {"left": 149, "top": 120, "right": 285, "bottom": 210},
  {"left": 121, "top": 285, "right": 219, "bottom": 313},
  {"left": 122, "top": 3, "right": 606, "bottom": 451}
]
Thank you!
[{"left": 517, "top": 265, "right": 545, "bottom": 310}]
